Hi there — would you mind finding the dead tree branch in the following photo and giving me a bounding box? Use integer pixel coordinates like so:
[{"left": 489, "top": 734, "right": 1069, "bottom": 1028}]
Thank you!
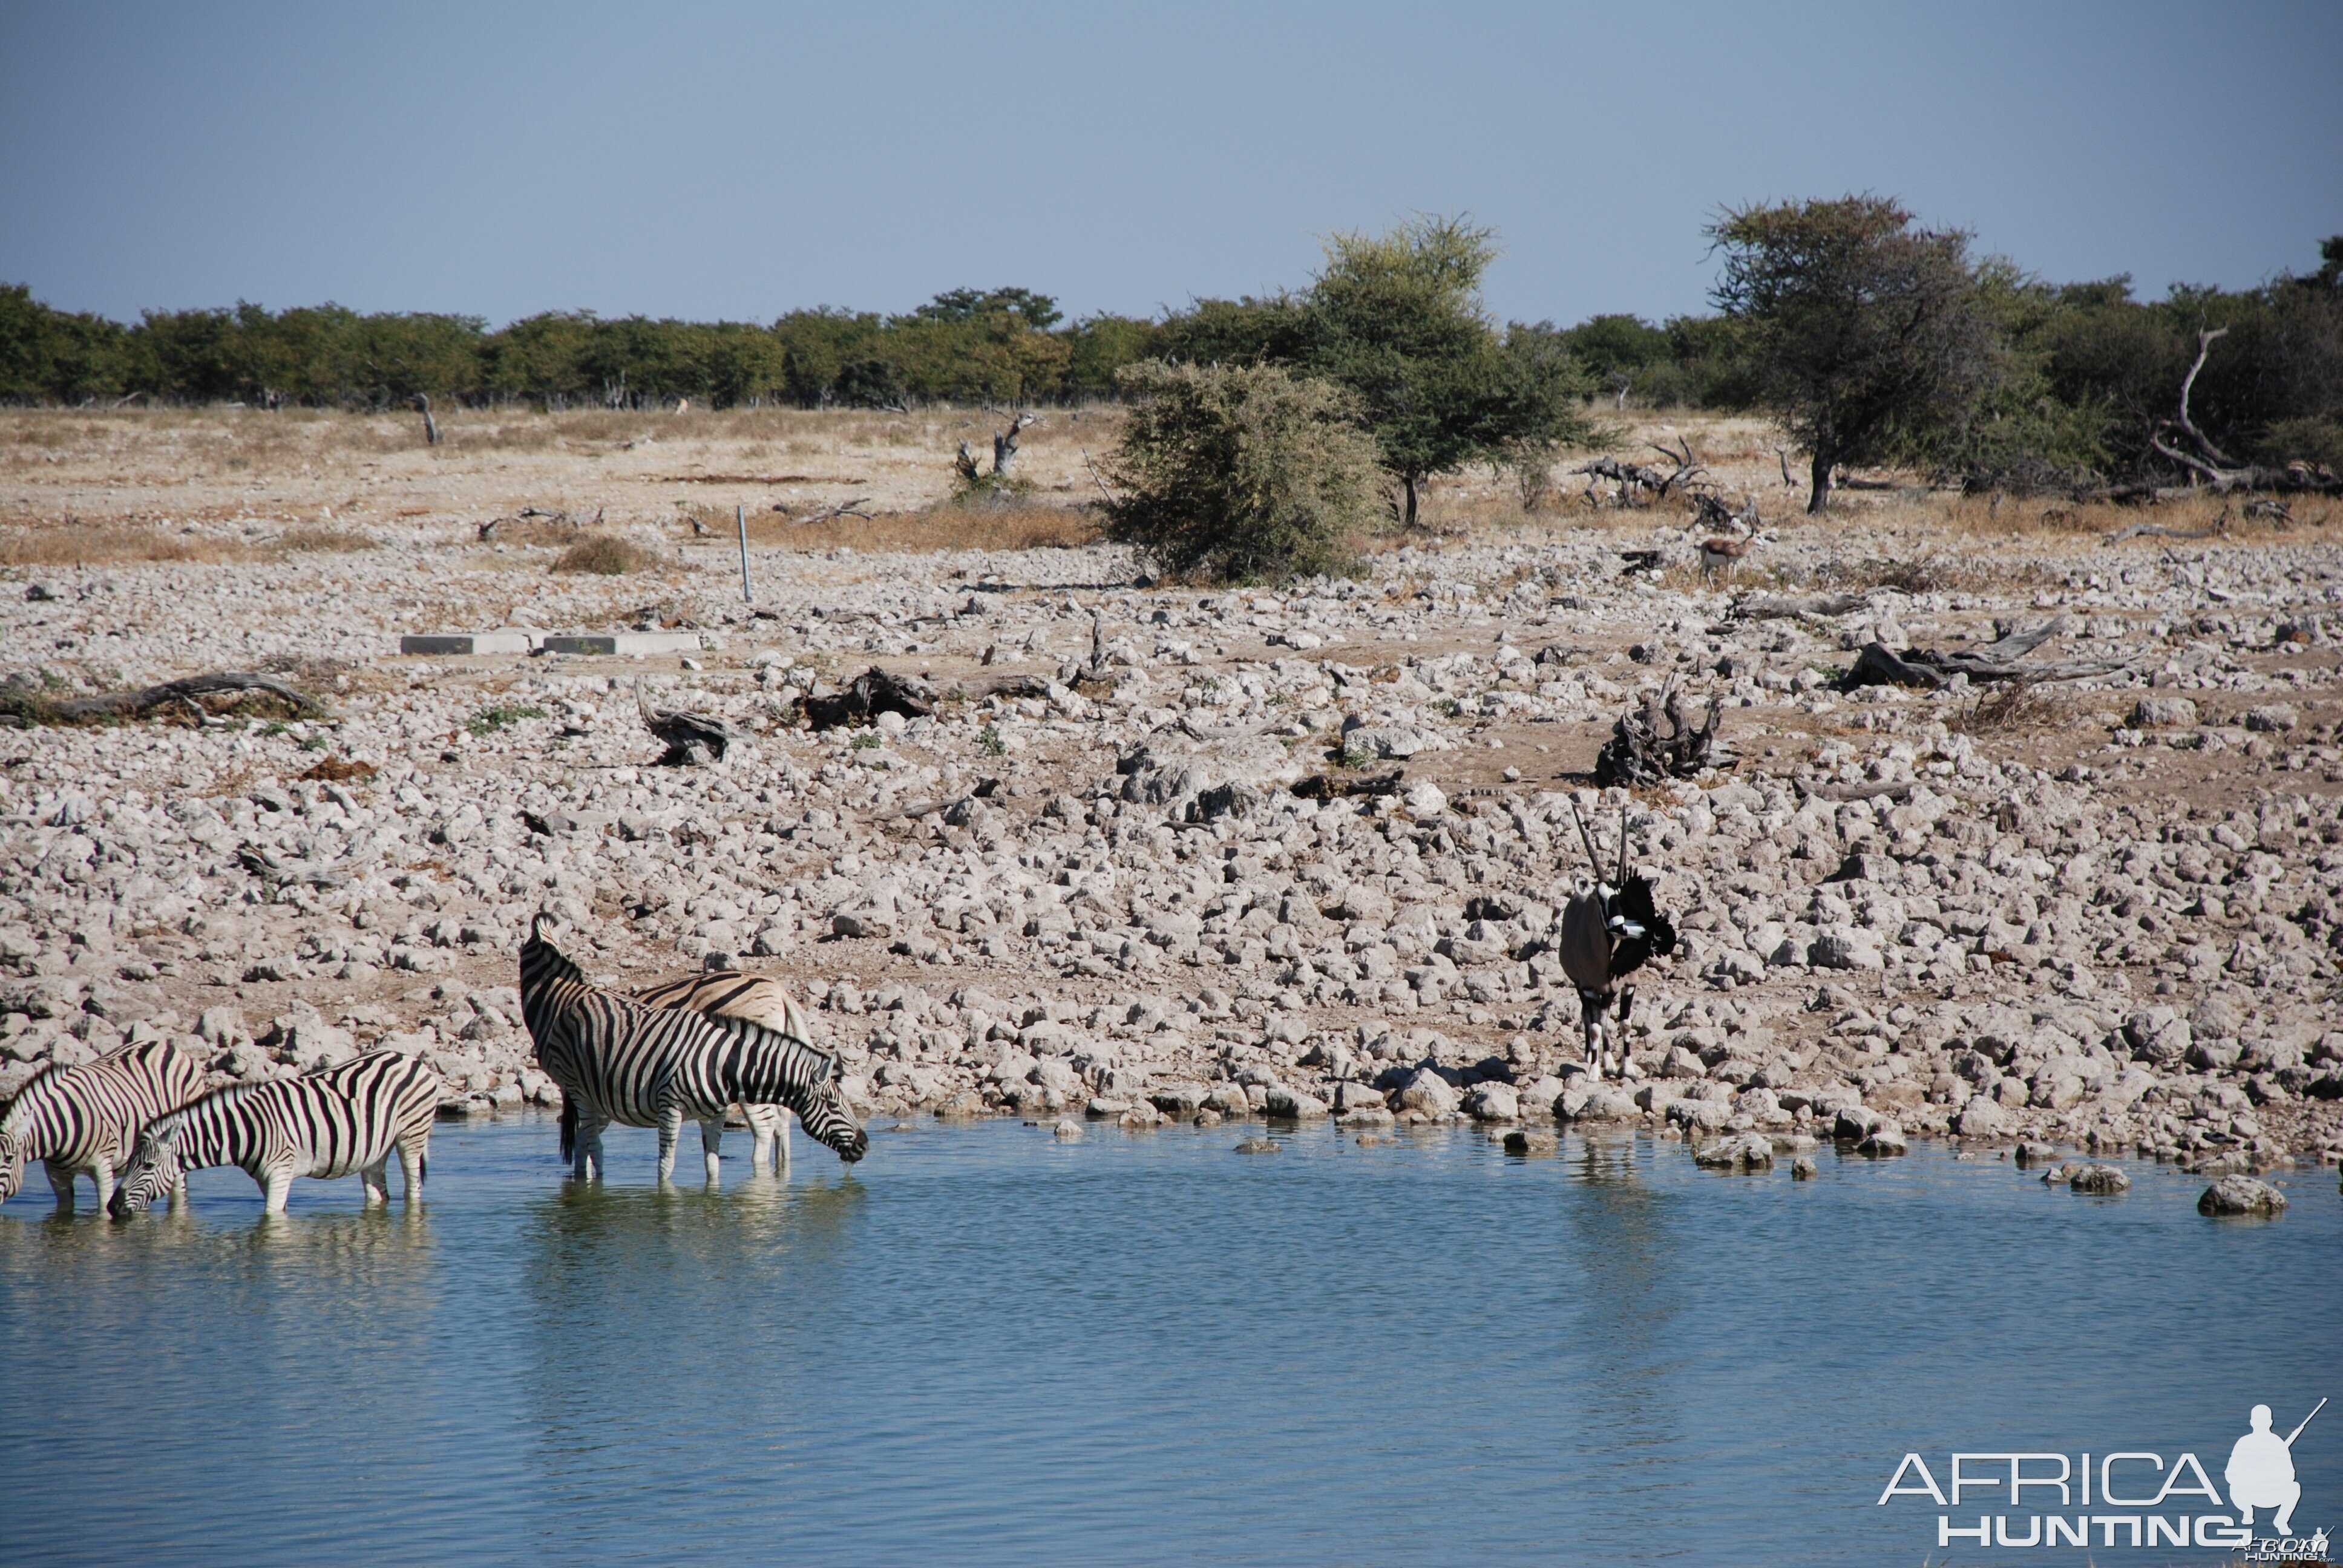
[
  {"left": 4, "top": 671, "right": 323, "bottom": 727},
  {"left": 1841, "top": 620, "right": 2126, "bottom": 690}
]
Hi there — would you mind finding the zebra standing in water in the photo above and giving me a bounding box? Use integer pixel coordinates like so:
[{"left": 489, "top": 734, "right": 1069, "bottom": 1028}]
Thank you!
[
  {"left": 0, "top": 1040, "right": 207, "bottom": 1212},
  {"left": 519, "top": 915, "right": 867, "bottom": 1181},
  {"left": 629, "top": 967, "right": 813, "bottom": 1172},
  {"left": 108, "top": 1051, "right": 443, "bottom": 1216}
]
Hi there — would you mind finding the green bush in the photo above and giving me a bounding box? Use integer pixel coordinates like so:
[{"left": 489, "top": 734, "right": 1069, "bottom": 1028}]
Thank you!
[{"left": 1103, "top": 362, "right": 1379, "bottom": 583}]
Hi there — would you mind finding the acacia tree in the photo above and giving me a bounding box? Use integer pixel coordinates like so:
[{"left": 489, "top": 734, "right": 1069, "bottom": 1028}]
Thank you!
[
  {"left": 1709, "top": 196, "right": 1997, "bottom": 513},
  {"left": 1305, "top": 217, "right": 1587, "bottom": 524}
]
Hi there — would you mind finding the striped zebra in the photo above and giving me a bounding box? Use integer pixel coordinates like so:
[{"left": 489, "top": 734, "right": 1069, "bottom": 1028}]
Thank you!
[
  {"left": 520, "top": 915, "right": 867, "bottom": 1181},
  {"left": 0, "top": 1040, "right": 207, "bottom": 1212},
  {"left": 107, "top": 1050, "right": 444, "bottom": 1217},
  {"left": 629, "top": 967, "right": 812, "bottom": 1172}
]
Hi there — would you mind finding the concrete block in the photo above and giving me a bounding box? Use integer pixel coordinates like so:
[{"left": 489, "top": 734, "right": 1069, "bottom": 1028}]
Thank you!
[
  {"left": 399, "top": 632, "right": 537, "bottom": 656},
  {"left": 538, "top": 632, "right": 704, "bottom": 656}
]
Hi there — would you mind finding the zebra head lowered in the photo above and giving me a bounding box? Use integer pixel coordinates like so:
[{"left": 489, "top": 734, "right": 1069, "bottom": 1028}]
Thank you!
[
  {"left": 795, "top": 1051, "right": 867, "bottom": 1165},
  {"left": 108, "top": 1116, "right": 191, "bottom": 1216},
  {"left": 715, "top": 1014, "right": 867, "bottom": 1165}
]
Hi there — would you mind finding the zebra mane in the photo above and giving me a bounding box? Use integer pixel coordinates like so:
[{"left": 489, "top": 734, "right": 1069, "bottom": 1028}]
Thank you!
[
  {"left": 695, "top": 1004, "right": 837, "bottom": 1072},
  {"left": 139, "top": 1080, "right": 267, "bottom": 1145},
  {"left": 524, "top": 920, "right": 589, "bottom": 985},
  {"left": 0, "top": 1057, "right": 74, "bottom": 1134}
]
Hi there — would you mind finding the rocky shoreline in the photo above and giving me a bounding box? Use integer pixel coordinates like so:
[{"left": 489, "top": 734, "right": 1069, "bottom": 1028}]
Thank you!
[{"left": 4, "top": 410, "right": 2340, "bottom": 1186}]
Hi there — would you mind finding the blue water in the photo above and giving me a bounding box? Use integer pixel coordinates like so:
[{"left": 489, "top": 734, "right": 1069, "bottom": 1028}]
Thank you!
[{"left": 1, "top": 1118, "right": 2335, "bottom": 1567}]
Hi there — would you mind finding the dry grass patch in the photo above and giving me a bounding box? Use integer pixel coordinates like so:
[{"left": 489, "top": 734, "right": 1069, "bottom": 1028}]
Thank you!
[
  {"left": 274, "top": 526, "right": 377, "bottom": 553},
  {"left": 0, "top": 524, "right": 247, "bottom": 567},
  {"left": 552, "top": 534, "right": 661, "bottom": 575},
  {"left": 749, "top": 506, "right": 1103, "bottom": 554}
]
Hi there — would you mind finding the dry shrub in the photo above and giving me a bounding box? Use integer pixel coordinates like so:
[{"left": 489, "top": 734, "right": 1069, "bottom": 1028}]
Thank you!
[
  {"left": 297, "top": 756, "right": 376, "bottom": 782},
  {"left": 275, "top": 526, "right": 376, "bottom": 552},
  {"left": 747, "top": 507, "right": 1101, "bottom": 554},
  {"left": 1947, "top": 681, "right": 2068, "bottom": 735},
  {"left": 552, "top": 534, "right": 659, "bottom": 575}
]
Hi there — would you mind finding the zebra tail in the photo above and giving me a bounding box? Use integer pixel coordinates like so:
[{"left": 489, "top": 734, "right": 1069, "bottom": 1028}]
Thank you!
[{"left": 559, "top": 1095, "right": 575, "bottom": 1162}]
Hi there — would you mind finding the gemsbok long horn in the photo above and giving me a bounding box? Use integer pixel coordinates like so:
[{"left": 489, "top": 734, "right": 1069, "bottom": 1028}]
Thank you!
[{"left": 1569, "top": 799, "right": 1604, "bottom": 880}]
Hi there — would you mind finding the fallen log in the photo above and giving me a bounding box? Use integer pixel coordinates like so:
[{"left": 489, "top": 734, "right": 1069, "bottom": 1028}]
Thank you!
[
  {"left": 1595, "top": 676, "right": 1725, "bottom": 787},
  {"left": 635, "top": 676, "right": 745, "bottom": 765},
  {"left": 2, "top": 671, "right": 322, "bottom": 726},
  {"left": 1731, "top": 591, "right": 1867, "bottom": 621},
  {"left": 1840, "top": 621, "right": 2125, "bottom": 690},
  {"left": 800, "top": 665, "right": 937, "bottom": 730}
]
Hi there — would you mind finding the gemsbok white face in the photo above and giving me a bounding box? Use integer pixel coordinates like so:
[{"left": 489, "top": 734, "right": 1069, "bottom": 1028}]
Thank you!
[{"left": 107, "top": 1128, "right": 183, "bottom": 1218}]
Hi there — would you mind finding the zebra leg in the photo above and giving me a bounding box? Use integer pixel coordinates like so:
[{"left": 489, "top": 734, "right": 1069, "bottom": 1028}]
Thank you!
[
  {"left": 397, "top": 1131, "right": 428, "bottom": 1201},
  {"left": 261, "top": 1164, "right": 295, "bottom": 1214},
  {"left": 359, "top": 1160, "right": 390, "bottom": 1206},
  {"left": 167, "top": 1173, "right": 188, "bottom": 1212},
  {"left": 45, "top": 1161, "right": 74, "bottom": 1214},
  {"left": 91, "top": 1152, "right": 116, "bottom": 1212},
  {"left": 655, "top": 1104, "right": 683, "bottom": 1183},
  {"left": 700, "top": 1116, "right": 724, "bottom": 1184},
  {"left": 747, "top": 1105, "right": 773, "bottom": 1173}
]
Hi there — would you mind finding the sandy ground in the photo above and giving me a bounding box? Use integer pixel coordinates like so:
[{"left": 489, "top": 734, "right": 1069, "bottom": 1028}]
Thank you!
[{"left": 3, "top": 405, "right": 2339, "bottom": 1191}]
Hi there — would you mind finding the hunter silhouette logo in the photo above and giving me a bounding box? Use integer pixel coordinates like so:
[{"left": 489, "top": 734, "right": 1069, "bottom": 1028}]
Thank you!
[
  {"left": 2230, "top": 1399, "right": 2322, "bottom": 1536},
  {"left": 1877, "top": 1397, "right": 2328, "bottom": 1555}
]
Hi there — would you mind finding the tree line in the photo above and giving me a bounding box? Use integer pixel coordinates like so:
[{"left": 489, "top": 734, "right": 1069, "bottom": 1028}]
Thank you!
[{"left": 3, "top": 205, "right": 2338, "bottom": 510}]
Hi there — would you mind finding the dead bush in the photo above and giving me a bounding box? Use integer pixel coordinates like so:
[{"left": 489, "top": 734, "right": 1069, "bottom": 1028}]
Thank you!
[
  {"left": 275, "top": 526, "right": 377, "bottom": 553},
  {"left": 552, "top": 534, "right": 659, "bottom": 575}
]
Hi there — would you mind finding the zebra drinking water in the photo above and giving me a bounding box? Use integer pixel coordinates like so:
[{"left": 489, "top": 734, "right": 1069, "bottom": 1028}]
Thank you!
[
  {"left": 520, "top": 915, "right": 867, "bottom": 1181},
  {"left": 629, "top": 966, "right": 814, "bottom": 1172},
  {"left": 107, "top": 1051, "right": 444, "bottom": 1217},
  {"left": 0, "top": 1040, "right": 208, "bottom": 1212}
]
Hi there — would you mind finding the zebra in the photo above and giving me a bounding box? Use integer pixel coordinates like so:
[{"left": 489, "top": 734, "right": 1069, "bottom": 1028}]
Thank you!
[
  {"left": 0, "top": 1040, "right": 208, "bottom": 1212},
  {"left": 629, "top": 967, "right": 814, "bottom": 1174},
  {"left": 520, "top": 915, "right": 867, "bottom": 1181},
  {"left": 107, "top": 1050, "right": 444, "bottom": 1217}
]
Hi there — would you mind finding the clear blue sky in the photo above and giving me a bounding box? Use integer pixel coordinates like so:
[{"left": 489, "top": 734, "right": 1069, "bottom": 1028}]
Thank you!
[{"left": 4, "top": 1, "right": 2338, "bottom": 328}]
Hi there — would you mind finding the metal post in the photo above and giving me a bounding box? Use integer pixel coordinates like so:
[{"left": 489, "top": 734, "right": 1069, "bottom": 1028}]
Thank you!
[{"left": 736, "top": 503, "right": 752, "bottom": 604}]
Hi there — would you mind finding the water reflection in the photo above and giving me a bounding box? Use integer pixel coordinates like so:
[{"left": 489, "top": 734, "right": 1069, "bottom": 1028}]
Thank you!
[
  {"left": 514, "top": 1170, "right": 869, "bottom": 1532},
  {"left": 1561, "top": 1134, "right": 1682, "bottom": 1501},
  {"left": 3, "top": 1123, "right": 2338, "bottom": 1568}
]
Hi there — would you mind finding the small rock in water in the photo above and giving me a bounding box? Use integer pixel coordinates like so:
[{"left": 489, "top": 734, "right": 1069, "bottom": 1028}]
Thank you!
[
  {"left": 2198, "top": 1175, "right": 2287, "bottom": 1217},
  {"left": 1855, "top": 1125, "right": 1908, "bottom": 1158},
  {"left": 1052, "top": 1119, "right": 1083, "bottom": 1140},
  {"left": 1693, "top": 1131, "right": 1775, "bottom": 1171},
  {"left": 1234, "top": 1137, "right": 1279, "bottom": 1155},
  {"left": 2067, "top": 1165, "right": 2130, "bottom": 1195},
  {"left": 1791, "top": 1156, "right": 1818, "bottom": 1180},
  {"left": 1502, "top": 1129, "right": 1559, "bottom": 1157},
  {"left": 2013, "top": 1140, "right": 2059, "bottom": 1168}
]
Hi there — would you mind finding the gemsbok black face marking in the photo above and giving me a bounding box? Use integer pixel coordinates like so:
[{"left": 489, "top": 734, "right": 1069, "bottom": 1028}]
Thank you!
[{"left": 1558, "top": 800, "right": 1679, "bottom": 1080}]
